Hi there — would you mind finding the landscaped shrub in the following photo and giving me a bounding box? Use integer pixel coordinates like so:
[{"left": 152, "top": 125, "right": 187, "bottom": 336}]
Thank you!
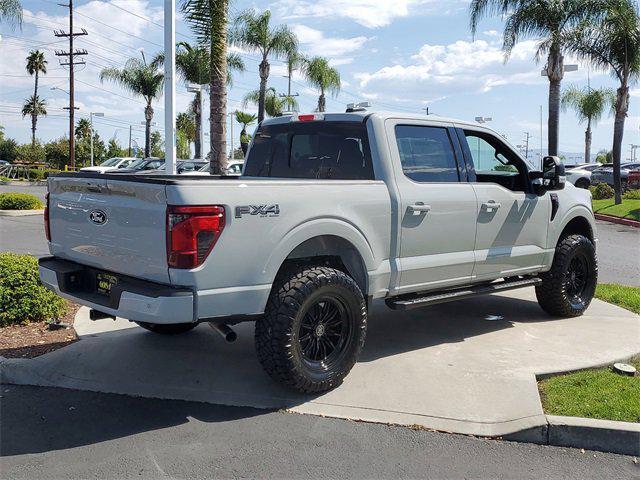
[
  {"left": 0, "top": 176, "right": 11, "bottom": 183},
  {"left": 591, "top": 183, "right": 615, "bottom": 200},
  {"left": 27, "top": 169, "right": 46, "bottom": 181},
  {"left": 0, "top": 253, "right": 67, "bottom": 326},
  {"left": 623, "top": 189, "right": 640, "bottom": 200},
  {"left": 0, "top": 193, "right": 43, "bottom": 210}
]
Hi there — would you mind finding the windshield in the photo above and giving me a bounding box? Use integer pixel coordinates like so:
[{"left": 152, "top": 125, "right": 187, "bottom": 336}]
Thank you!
[
  {"left": 100, "top": 157, "right": 122, "bottom": 167},
  {"left": 127, "top": 158, "right": 148, "bottom": 169}
]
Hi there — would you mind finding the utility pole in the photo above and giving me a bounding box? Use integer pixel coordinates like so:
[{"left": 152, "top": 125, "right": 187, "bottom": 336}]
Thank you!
[
  {"left": 422, "top": 107, "right": 430, "bottom": 115},
  {"left": 89, "top": 111, "right": 103, "bottom": 166},
  {"left": 54, "top": 0, "right": 87, "bottom": 170},
  {"left": 128, "top": 125, "right": 132, "bottom": 156},
  {"left": 163, "top": 0, "right": 176, "bottom": 174}
]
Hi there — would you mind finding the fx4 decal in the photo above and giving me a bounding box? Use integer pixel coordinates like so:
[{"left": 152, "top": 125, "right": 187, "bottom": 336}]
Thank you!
[{"left": 235, "top": 204, "right": 280, "bottom": 218}]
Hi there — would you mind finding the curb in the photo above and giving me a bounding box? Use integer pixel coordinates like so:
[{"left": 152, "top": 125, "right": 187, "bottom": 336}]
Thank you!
[
  {"left": 0, "top": 209, "right": 44, "bottom": 216},
  {"left": 505, "top": 416, "right": 639, "bottom": 456},
  {"left": 594, "top": 213, "right": 640, "bottom": 228}
]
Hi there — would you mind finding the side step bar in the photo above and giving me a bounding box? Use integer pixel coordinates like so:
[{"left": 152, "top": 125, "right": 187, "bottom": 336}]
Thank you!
[{"left": 386, "top": 277, "right": 542, "bottom": 311}]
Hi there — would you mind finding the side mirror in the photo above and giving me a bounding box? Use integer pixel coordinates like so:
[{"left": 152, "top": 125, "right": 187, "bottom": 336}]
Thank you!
[{"left": 530, "top": 156, "right": 565, "bottom": 195}]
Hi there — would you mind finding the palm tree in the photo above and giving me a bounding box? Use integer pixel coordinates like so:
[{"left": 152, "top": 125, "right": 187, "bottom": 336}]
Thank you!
[
  {"left": 180, "top": 0, "right": 230, "bottom": 174},
  {"left": 25, "top": 50, "right": 47, "bottom": 146},
  {"left": 100, "top": 53, "right": 164, "bottom": 157},
  {"left": 160, "top": 42, "right": 244, "bottom": 159},
  {"left": 302, "top": 56, "right": 341, "bottom": 113},
  {"left": 176, "top": 111, "right": 196, "bottom": 157},
  {"left": 21, "top": 95, "right": 47, "bottom": 140},
  {"left": 282, "top": 50, "right": 305, "bottom": 112},
  {"left": 0, "top": 0, "right": 22, "bottom": 27},
  {"left": 75, "top": 118, "right": 92, "bottom": 140},
  {"left": 243, "top": 87, "right": 284, "bottom": 118},
  {"left": 470, "top": 0, "right": 608, "bottom": 156},
  {"left": 566, "top": 0, "right": 640, "bottom": 204},
  {"left": 561, "top": 85, "right": 615, "bottom": 164},
  {"left": 234, "top": 111, "right": 257, "bottom": 155},
  {"left": 231, "top": 9, "right": 297, "bottom": 123}
]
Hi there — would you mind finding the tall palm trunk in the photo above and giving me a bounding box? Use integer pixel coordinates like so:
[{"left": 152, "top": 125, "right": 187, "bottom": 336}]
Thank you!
[
  {"left": 144, "top": 104, "right": 153, "bottom": 157},
  {"left": 612, "top": 84, "right": 629, "bottom": 205},
  {"left": 584, "top": 117, "right": 592, "bottom": 164},
  {"left": 208, "top": 1, "right": 228, "bottom": 175},
  {"left": 240, "top": 126, "right": 248, "bottom": 155},
  {"left": 317, "top": 89, "right": 326, "bottom": 113},
  {"left": 546, "top": 47, "right": 564, "bottom": 157},
  {"left": 258, "top": 59, "right": 269, "bottom": 123},
  {"left": 193, "top": 92, "right": 202, "bottom": 158},
  {"left": 31, "top": 70, "right": 39, "bottom": 146}
]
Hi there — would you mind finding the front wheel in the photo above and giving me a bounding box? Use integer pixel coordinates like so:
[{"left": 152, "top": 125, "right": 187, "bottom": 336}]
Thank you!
[
  {"left": 535, "top": 234, "right": 597, "bottom": 317},
  {"left": 135, "top": 322, "right": 197, "bottom": 335},
  {"left": 255, "top": 266, "right": 367, "bottom": 394}
]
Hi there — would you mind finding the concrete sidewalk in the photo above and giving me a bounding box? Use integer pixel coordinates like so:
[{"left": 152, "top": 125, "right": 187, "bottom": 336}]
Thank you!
[{"left": 2, "top": 288, "right": 639, "bottom": 437}]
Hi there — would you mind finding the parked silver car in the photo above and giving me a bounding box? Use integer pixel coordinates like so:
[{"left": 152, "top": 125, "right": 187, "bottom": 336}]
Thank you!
[{"left": 591, "top": 162, "right": 640, "bottom": 188}]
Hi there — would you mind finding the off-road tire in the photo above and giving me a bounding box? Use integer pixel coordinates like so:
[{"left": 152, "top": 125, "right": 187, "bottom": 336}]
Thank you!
[
  {"left": 535, "top": 234, "right": 597, "bottom": 317},
  {"left": 135, "top": 322, "right": 198, "bottom": 335},
  {"left": 255, "top": 266, "right": 367, "bottom": 394}
]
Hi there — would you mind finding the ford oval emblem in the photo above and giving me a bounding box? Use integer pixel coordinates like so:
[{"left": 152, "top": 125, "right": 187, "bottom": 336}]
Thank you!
[{"left": 89, "top": 209, "right": 107, "bottom": 225}]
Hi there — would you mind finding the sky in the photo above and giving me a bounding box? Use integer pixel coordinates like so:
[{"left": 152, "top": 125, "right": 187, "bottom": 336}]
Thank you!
[{"left": 1, "top": 0, "right": 639, "bottom": 163}]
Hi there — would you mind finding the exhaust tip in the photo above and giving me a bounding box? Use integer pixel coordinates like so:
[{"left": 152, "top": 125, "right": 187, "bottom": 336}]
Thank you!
[{"left": 208, "top": 322, "right": 237, "bottom": 343}]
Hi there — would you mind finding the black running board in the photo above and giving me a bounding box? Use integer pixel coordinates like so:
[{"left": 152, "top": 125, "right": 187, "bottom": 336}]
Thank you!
[{"left": 386, "top": 277, "right": 542, "bottom": 311}]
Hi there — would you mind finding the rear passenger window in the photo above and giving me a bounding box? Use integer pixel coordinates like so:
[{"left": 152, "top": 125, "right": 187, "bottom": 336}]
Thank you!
[
  {"left": 244, "top": 122, "right": 374, "bottom": 180},
  {"left": 395, "top": 125, "right": 460, "bottom": 182}
]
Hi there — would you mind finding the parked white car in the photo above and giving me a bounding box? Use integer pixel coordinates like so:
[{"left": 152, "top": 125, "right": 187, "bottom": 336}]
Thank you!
[
  {"left": 190, "top": 160, "right": 244, "bottom": 176},
  {"left": 565, "top": 163, "right": 602, "bottom": 189},
  {"left": 80, "top": 157, "right": 138, "bottom": 173}
]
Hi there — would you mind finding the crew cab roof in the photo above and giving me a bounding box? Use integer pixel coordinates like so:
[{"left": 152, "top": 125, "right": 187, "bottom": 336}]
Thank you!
[{"left": 260, "top": 110, "right": 481, "bottom": 128}]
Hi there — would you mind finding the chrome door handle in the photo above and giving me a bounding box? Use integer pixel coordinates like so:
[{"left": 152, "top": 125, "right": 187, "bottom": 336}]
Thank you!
[
  {"left": 408, "top": 204, "right": 432, "bottom": 215},
  {"left": 482, "top": 201, "right": 501, "bottom": 211}
]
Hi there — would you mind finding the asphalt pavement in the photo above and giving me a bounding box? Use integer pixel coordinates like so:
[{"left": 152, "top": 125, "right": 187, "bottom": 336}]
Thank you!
[
  {"left": 2, "top": 184, "right": 638, "bottom": 285},
  {"left": 1, "top": 385, "right": 636, "bottom": 480}
]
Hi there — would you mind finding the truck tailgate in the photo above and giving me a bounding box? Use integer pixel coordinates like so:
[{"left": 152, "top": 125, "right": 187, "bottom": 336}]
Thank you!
[{"left": 48, "top": 176, "right": 170, "bottom": 284}]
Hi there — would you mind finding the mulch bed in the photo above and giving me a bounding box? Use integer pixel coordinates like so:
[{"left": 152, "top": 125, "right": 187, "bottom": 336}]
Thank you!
[{"left": 0, "top": 303, "right": 81, "bottom": 359}]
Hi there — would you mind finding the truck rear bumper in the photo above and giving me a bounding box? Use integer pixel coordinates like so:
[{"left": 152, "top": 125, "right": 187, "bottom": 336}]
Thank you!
[{"left": 39, "top": 257, "right": 195, "bottom": 325}]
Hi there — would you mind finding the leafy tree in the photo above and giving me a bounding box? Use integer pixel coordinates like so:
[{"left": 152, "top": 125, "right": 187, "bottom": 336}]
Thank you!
[
  {"left": 44, "top": 137, "right": 69, "bottom": 169},
  {"left": 0, "top": 138, "right": 19, "bottom": 162},
  {"left": 243, "top": 87, "right": 284, "bottom": 118},
  {"left": 0, "top": 0, "right": 22, "bottom": 27},
  {"left": 470, "top": 0, "right": 608, "bottom": 156},
  {"left": 561, "top": 85, "right": 615, "bottom": 163},
  {"left": 150, "top": 130, "right": 164, "bottom": 158},
  {"left": 17, "top": 141, "right": 45, "bottom": 164},
  {"left": 595, "top": 149, "right": 613, "bottom": 164},
  {"left": 566, "top": 0, "right": 640, "bottom": 204},
  {"left": 100, "top": 53, "right": 164, "bottom": 157},
  {"left": 234, "top": 111, "right": 257, "bottom": 155},
  {"left": 106, "top": 138, "right": 125, "bottom": 159},
  {"left": 231, "top": 9, "right": 297, "bottom": 123},
  {"left": 177, "top": 130, "right": 191, "bottom": 159},
  {"left": 25, "top": 50, "right": 47, "bottom": 146},
  {"left": 21, "top": 95, "right": 47, "bottom": 142},
  {"left": 302, "top": 56, "right": 340, "bottom": 113},
  {"left": 75, "top": 132, "right": 105, "bottom": 167},
  {"left": 180, "top": 0, "right": 231, "bottom": 174}
]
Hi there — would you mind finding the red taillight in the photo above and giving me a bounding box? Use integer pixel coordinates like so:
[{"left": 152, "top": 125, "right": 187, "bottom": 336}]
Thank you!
[
  {"left": 293, "top": 113, "right": 324, "bottom": 122},
  {"left": 166, "top": 205, "right": 225, "bottom": 269},
  {"left": 44, "top": 192, "right": 51, "bottom": 241}
]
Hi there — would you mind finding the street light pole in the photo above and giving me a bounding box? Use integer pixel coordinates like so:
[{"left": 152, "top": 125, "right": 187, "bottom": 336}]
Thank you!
[
  {"left": 164, "top": 0, "right": 176, "bottom": 174},
  {"left": 89, "top": 112, "right": 104, "bottom": 166}
]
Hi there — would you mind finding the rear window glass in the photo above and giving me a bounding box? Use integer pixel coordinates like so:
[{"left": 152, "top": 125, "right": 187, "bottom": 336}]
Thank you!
[{"left": 243, "top": 121, "right": 374, "bottom": 180}]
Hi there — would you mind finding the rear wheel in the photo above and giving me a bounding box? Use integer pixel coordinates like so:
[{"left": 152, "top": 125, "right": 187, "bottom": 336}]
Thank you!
[
  {"left": 135, "top": 322, "right": 197, "bottom": 335},
  {"left": 255, "top": 266, "right": 367, "bottom": 394},
  {"left": 535, "top": 234, "right": 597, "bottom": 317}
]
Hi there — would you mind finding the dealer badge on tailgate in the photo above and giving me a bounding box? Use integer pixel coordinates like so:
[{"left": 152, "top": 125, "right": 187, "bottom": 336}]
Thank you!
[{"left": 96, "top": 273, "right": 118, "bottom": 295}]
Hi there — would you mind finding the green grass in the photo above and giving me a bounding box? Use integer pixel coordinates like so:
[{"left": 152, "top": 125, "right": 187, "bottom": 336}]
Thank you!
[
  {"left": 591, "top": 198, "right": 640, "bottom": 221},
  {"left": 595, "top": 284, "right": 640, "bottom": 315},
  {"left": 538, "top": 284, "right": 640, "bottom": 423}
]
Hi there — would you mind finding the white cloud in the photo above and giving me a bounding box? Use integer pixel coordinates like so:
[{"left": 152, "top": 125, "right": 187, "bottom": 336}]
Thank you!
[
  {"left": 291, "top": 24, "right": 369, "bottom": 58},
  {"left": 355, "top": 39, "right": 548, "bottom": 101},
  {"left": 275, "top": 0, "right": 465, "bottom": 29}
]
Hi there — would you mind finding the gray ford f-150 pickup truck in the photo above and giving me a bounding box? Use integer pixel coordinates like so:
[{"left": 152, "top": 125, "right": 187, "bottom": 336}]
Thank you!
[{"left": 40, "top": 110, "right": 597, "bottom": 393}]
